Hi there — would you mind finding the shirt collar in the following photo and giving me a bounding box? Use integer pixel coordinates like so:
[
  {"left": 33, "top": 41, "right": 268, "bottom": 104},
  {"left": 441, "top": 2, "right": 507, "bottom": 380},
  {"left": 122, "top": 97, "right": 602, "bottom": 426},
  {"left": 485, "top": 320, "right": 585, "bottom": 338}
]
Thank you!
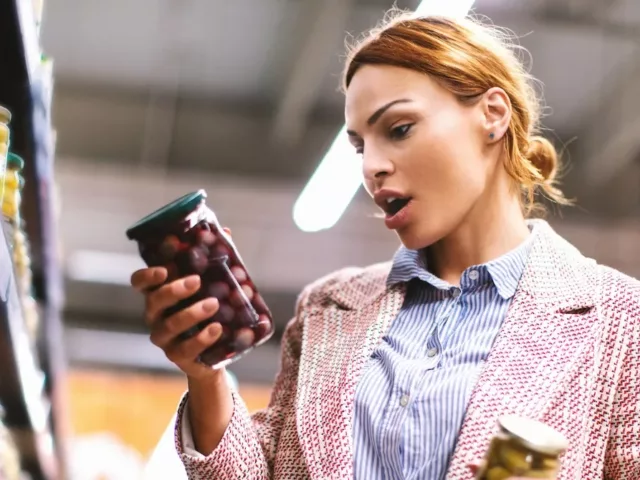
[{"left": 387, "top": 220, "right": 538, "bottom": 299}]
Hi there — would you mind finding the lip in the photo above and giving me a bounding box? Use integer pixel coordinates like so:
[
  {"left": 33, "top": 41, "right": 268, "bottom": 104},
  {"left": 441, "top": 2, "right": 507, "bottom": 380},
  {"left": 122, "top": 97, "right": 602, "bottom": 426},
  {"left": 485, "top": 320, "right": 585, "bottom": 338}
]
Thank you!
[
  {"left": 384, "top": 199, "right": 413, "bottom": 230},
  {"left": 373, "top": 189, "right": 410, "bottom": 211}
]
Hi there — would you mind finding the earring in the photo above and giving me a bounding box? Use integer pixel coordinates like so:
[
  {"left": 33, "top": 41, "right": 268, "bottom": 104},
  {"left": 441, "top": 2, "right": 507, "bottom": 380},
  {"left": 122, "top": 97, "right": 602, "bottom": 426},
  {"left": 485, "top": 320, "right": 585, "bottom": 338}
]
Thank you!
[{"left": 489, "top": 132, "right": 495, "bottom": 139}]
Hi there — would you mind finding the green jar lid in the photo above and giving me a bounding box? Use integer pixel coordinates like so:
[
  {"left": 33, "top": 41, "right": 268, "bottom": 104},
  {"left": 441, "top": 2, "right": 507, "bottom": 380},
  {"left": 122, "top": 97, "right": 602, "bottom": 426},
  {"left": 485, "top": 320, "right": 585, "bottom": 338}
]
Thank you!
[
  {"left": 7, "top": 153, "right": 24, "bottom": 171},
  {"left": 0, "top": 106, "right": 10, "bottom": 124},
  {"left": 126, "top": 189, "right": 207, "bottom": 240}
]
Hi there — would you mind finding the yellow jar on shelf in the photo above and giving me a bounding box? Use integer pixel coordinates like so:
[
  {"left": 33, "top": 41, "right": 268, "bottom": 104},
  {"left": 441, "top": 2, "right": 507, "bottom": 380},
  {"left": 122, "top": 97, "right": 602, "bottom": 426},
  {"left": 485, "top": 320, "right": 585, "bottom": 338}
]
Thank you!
[
  {"left": 0, "top": 405, "right": 21, "bottom": 480},
  {"left": 0, "top": 105, "right": 10, "bottom": 129},
  {"left": 2, "top": 153, "right": 24, "bottom": 226},
  {"left": 2, "top": 152, "right": 39, "bottom": 342},
  {"left": 0, "top": 106, "right": 10, "bottom": 202}
]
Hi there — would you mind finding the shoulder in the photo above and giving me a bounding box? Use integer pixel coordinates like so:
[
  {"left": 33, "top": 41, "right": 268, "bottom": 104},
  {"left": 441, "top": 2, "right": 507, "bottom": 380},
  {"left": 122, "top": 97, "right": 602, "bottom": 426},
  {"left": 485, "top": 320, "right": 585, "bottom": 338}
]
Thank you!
[
  {"left": 596, "top": 264, "right": 640, "bottom": 319},
  {"left": 296, "top": 261, "right": 393, "bottom": 310}
]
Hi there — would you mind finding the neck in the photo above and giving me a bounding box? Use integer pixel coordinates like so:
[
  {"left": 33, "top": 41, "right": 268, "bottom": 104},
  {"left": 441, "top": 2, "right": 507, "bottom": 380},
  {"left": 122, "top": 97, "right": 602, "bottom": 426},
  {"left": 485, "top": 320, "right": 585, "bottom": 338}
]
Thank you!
[{"left": 425, "top": 182, "right": 530, "bottom": 286}]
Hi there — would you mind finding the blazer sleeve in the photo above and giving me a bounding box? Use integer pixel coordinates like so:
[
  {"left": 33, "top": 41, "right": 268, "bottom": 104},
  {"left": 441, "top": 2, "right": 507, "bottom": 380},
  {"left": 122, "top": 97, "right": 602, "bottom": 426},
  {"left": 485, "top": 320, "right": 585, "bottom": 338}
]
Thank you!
[
  {"left": 173, "top": 287, "right": 310, "bottom": 480},
  {"left": 603, "top": 277, "right": 640, "bottom": 479}
]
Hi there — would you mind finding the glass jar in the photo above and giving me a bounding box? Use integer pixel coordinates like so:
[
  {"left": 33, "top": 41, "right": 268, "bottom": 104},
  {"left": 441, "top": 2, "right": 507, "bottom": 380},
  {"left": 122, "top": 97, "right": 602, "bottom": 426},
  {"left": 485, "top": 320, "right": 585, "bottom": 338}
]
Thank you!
[
  {"left": 476, "top": 415, "right": 568, "bottom": 480},
  {"left": 126, "top": 190, "right": 275, "bottom": 368}
]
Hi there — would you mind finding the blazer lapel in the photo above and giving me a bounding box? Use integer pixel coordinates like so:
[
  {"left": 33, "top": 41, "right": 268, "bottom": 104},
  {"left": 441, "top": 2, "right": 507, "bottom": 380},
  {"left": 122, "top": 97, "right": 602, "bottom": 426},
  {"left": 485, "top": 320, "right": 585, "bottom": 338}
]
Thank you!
[
  {"left": 447, "top": 221, "right": 600, "bottom": 479},
  {"left": 296, "top": 265, "right": 407, "bottom": 480}
]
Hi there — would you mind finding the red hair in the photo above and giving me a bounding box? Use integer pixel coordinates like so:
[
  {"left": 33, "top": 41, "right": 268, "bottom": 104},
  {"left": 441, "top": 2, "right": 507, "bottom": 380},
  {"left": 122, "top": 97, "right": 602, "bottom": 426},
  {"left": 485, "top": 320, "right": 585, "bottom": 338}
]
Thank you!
[{"left": 343, "top": 11, "right": 571, "bottom": 214}]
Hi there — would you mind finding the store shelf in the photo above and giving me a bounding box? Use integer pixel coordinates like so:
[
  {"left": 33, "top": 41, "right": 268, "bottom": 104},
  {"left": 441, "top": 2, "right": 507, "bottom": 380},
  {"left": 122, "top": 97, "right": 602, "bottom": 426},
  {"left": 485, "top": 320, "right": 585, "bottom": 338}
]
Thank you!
[
  {"left": 0, "top": 0, "right": 67, "bottom": 478},
  {"left": 0, "top": 228, "right": 57, "bottom": 479}
]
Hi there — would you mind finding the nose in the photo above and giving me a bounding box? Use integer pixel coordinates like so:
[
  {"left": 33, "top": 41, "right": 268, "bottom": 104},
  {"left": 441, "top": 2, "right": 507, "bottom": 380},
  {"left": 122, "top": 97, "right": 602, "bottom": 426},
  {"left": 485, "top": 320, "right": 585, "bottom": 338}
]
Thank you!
[{"left": 362, "top": 148, "right": 394, "bottom": 183}]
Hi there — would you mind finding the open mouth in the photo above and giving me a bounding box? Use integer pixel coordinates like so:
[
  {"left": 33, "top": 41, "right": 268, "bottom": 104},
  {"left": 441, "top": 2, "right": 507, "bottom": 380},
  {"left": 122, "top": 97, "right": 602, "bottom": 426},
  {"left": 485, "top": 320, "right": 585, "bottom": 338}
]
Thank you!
[{"left": 383, "top": 197, "right": 412, "bottom": 216}]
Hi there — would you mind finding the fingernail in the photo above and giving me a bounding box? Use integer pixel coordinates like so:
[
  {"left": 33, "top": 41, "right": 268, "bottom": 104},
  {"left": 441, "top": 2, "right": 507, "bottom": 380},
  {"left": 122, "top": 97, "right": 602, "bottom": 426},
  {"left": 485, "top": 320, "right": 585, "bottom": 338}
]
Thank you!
[
  {"left": 184, "top": 277, "right": 200, "bottom": 289},
  {"left": 153, "top": 269, "right": 164, "bottom": 281},
  {"left": 203, "top": 298, "right": 218, "bottom": 312}
]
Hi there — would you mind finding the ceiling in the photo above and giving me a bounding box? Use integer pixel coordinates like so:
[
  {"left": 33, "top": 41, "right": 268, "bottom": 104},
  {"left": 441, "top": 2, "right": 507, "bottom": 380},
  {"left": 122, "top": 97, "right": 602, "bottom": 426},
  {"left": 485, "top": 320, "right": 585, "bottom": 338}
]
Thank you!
[
  {"left": 41, "top": 0, "right": 640, "bottom": 185},
  {"left": 36, "top": 0, "right": 640, "bottom": 380}
]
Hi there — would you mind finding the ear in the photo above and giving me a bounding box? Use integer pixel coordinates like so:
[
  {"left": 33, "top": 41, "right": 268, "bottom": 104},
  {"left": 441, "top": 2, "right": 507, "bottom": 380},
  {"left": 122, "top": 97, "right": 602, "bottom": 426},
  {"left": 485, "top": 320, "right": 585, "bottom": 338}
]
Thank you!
[{"left": 481, "top": 87, "right": 511, "bottom": 143}]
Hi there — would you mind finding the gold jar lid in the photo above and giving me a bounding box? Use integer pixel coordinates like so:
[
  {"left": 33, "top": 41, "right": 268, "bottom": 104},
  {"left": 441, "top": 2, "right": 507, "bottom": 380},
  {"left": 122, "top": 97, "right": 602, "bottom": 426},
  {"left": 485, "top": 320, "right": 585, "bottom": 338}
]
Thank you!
[
  {"left": 498, "top": 415, "right": 568, "bottom": 457},
  {"left": 0, "top": 106, "right": 11, "bottom": 125}
]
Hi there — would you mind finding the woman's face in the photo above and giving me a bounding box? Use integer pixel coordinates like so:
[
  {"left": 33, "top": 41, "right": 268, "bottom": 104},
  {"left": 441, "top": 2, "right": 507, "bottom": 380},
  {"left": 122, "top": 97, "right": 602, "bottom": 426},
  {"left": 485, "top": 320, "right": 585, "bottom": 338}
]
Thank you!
[{"left": 345, "top": 64, "right": 509, "bottom": 250}]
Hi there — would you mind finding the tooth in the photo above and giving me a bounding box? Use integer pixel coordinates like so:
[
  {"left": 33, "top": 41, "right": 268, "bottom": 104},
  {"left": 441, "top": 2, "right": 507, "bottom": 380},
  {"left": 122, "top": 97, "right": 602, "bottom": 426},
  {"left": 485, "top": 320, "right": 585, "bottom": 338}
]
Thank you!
[{"left": 386, "top": 197, "right": 398, "bottom": 204}]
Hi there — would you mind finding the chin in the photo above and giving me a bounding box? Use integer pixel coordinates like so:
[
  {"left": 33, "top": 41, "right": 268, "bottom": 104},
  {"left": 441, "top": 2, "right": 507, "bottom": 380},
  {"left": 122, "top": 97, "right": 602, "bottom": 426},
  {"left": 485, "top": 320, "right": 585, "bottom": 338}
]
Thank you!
[
  {"left": 396, "top": 227, "right": 439, "bottom": 251},
  {"left": 394, "top": 213, "right": 456, "bottom": 250}
]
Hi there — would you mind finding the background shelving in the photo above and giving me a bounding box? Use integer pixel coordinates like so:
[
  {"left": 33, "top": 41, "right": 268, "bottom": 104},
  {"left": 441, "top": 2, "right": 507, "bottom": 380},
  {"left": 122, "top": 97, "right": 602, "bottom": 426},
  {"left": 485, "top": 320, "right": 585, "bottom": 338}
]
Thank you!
[{"left": 0, "top": 0, "right": 67, "bottom": 478}]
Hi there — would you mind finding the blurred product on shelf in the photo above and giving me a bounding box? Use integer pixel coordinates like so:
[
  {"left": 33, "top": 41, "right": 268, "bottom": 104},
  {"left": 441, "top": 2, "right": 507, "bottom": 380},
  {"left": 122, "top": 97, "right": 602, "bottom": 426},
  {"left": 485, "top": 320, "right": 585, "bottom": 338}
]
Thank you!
[
  {"left": 0, "top": 405, "right": 22, "bottom": 480},
  {"left": 0, "top": 150, "right": 40, "bottom": 344},
  {"left": 3, "top": 153, "right": 24, "bottom": 232},
  {"left": 0, "top": 106, "right": 10, "bottom": 202},
  {"left": 2, "top": 152, "right": 24, "bottom": 252},
  {"left": 2, "top": 152, "right": 40, "bottom": 343},
  {"left": 0, "top": 107, "right": 9, "bottom": 142}
]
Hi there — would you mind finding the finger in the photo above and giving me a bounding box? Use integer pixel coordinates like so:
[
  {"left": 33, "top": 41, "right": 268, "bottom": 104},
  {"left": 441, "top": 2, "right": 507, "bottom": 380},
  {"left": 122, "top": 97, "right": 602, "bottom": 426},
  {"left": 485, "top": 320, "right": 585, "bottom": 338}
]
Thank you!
[
  {"left": 467, "top": 461, "right": 484, "bottom": 476},
  {"left": 150, "top": 297, "right": 219, "bottom": 348},
  {"left": 165, "top": 322, "right": 223, "bottom": 366},
  {"left": 145, "top": 275, "right": 201, "bottom": 326},
  {"left": 131, "top": 267, "right": 167, "bottom": 292}
]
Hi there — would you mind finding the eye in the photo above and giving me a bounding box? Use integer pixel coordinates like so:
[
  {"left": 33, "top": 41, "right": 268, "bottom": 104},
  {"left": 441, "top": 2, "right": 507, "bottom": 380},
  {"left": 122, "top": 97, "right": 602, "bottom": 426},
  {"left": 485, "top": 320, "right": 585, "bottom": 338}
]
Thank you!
[
  {"left": 354, "top": 144, "right": 364, "bottom": 155},
  {"left": 390, "top": 123, "right": 413, "bottom": 140}
]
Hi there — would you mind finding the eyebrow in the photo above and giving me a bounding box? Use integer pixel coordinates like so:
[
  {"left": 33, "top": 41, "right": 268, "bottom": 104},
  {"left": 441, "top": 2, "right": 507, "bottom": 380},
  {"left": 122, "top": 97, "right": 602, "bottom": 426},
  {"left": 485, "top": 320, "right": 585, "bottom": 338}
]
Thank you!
[{"left": 346, "top": 98, "right": 413, "bottom": 137}]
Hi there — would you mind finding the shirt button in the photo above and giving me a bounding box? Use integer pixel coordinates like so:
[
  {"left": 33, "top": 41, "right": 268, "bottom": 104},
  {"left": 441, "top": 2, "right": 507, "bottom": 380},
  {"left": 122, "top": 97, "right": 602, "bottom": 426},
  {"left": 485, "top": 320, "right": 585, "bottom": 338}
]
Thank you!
[
  {"left": 427, "top": 347, "right": 439, "bottom": 358},
  {"left": 399, "top": 395, "right": 410, "bottom": 407},
  {"left": 451, "top": 288, "right": 461, "bottom": 299},
  {"left": 468, "top": 270, "right": 479, "bottom": 281}
]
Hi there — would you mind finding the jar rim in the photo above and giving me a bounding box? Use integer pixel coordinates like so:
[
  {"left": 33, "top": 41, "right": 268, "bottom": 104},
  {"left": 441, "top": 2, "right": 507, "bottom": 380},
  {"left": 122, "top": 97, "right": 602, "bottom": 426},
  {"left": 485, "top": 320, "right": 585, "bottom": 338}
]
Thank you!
[
  {"left": 126, "top": 189, "right": 207, "bottom": 240},
  {"left": 498, "top": 415, "right": 568, "bottom": 456}
]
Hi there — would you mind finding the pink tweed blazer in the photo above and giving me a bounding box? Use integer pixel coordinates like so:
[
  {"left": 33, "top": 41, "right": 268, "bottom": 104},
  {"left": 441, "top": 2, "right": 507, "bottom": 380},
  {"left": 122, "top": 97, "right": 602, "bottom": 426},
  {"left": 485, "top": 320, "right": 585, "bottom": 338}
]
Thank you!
[{"left": 175, "top": 221, "right": 640, "bottom": 479}]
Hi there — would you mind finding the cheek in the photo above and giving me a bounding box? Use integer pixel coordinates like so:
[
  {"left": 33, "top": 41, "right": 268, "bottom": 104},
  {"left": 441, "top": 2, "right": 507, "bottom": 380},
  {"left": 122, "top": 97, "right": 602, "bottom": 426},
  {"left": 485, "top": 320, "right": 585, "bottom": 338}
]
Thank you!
[
  {"left": 412, "top": 122, "right": 485, "bottom": 190},
  {"left": 425, "top": 108, "right": 481, "bottom": 158},
  {"left": 363, "top": 178, "right": 374, "bottom": 196}
]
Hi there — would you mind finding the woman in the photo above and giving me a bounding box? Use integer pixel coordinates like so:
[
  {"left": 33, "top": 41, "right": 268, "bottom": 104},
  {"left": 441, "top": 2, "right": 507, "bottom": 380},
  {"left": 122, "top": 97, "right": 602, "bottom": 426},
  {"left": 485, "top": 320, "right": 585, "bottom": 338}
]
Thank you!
[{"left": 130, "top": 12, "right": 640, "bottom": 480}]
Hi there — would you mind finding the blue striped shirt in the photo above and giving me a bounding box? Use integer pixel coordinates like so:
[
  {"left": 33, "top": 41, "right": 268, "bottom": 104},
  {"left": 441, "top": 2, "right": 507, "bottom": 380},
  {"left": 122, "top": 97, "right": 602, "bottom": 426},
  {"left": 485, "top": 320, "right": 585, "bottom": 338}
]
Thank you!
[{"left": 353, "top": 229, "right": 534, "bottom": 479}]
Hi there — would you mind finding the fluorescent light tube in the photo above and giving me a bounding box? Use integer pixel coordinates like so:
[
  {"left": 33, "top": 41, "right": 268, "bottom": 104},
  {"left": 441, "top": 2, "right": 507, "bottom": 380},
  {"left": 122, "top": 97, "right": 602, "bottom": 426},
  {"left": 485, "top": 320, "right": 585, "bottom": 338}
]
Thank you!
[
  {"left": 293, "top": 0, "right": 475, "bottom": 232},
  {"left": 415, "top": 0, "right": 476, "bottom": 17},
  {"left": 293, "top": 126, "right": 362, "bottom": 232}
]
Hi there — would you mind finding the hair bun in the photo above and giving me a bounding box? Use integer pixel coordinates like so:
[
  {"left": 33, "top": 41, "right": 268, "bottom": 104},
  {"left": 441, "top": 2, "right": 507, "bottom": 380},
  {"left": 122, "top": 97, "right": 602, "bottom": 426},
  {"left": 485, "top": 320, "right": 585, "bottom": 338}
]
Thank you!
[{"left": 526, "top": 136, "right": 558, "bottom": 182}]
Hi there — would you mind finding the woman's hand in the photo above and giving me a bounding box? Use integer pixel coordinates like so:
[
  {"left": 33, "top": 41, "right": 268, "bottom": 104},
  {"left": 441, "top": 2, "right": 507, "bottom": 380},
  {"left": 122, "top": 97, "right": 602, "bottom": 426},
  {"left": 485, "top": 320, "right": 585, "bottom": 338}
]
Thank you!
[{"left": 130, "top": 266, "right": 225, "bottom": 382}]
